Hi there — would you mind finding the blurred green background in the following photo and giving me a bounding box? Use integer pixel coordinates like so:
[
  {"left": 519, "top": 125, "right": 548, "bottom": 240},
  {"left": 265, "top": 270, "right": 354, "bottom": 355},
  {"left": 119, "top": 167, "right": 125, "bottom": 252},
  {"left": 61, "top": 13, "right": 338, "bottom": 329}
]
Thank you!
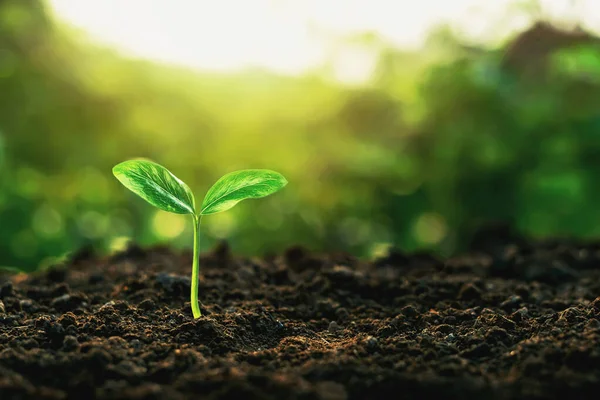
[{"left": 3, "top": 0, "right": 600, "bottom": 271}]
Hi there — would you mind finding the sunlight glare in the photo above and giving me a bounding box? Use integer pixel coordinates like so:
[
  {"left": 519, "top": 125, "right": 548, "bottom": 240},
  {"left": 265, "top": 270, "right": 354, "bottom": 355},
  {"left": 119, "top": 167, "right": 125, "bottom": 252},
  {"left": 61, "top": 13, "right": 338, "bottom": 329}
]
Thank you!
[{"left": 48, "top": 0, "right": 600, "bottom": 78}]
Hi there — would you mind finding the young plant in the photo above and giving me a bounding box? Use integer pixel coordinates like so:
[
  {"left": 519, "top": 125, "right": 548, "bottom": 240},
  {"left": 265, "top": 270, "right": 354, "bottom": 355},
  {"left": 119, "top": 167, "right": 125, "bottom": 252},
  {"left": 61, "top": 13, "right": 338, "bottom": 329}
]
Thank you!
[{"left": 112, "top": 159, "right": 287, "bottom": 318}]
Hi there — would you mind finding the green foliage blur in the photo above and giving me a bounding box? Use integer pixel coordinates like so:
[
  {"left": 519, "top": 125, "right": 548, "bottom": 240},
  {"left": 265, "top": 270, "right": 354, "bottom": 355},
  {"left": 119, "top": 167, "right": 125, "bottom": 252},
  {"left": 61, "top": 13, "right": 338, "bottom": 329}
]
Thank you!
[{"left": 3, "top": 1, "right": 600, "bottom": 271}]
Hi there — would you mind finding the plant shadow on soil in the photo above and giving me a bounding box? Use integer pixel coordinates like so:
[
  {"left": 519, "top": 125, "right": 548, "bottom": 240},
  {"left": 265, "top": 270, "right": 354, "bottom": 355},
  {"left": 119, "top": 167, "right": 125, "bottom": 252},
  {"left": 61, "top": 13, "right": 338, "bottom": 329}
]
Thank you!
[{"left": 2, "top": 229, "right": 600, "bottom": 399}]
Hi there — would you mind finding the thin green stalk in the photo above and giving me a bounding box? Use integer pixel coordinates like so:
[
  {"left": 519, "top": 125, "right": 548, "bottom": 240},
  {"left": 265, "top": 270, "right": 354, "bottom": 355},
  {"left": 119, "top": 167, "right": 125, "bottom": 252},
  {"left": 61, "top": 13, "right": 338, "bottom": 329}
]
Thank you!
[{"left": 191, "top": 215, "right": 202, "bottom": 318}]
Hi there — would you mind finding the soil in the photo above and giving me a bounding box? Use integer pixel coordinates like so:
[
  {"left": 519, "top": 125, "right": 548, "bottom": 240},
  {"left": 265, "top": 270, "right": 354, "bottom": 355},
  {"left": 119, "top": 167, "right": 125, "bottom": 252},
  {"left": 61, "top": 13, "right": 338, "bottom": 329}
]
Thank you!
[{"left": 2, "top": 232, "right": 600, "bottom": 400}]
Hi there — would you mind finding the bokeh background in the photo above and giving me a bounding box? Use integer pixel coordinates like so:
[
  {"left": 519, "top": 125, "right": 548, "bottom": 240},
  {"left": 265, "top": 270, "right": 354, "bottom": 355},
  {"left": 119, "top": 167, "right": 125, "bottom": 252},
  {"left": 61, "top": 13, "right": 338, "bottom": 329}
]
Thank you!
[{"left": 2, "top": 0, "right": 600, "bottom": 271}]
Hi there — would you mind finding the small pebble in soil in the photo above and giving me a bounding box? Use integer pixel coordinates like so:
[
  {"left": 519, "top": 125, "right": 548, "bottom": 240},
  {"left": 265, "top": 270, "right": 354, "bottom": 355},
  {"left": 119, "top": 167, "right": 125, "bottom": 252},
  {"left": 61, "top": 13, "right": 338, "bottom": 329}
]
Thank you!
[
  {"left": 19, "top": 299, "right": 34, "bottom": 312},
  {"left": 62, "top": 335, "right": 79, "bottom": 351},
  {"left": 51, "top": 293, "right": 89, "bottom": 312},
  {"left": 156, "top": 272, "right": 191, "bottom": 293},
  {"left": 500, "top": 295, "right": 523, "bottom": 311},
  {"left": 401, "top": 305, "right": 419, "bottom": 318},
  {"left": 328, "top": 321, "right": 341, "bottom": 333},
  {"left": 365, "top": 336, "right": 378, "bottom": 350},
  {"left": 51, "top": 294, "right": 72, "bottom": 309}
]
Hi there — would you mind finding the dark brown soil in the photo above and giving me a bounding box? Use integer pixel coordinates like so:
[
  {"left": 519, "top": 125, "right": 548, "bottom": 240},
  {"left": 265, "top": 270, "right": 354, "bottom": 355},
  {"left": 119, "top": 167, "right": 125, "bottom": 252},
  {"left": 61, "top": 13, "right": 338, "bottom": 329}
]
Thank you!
[{"left": 2, "top": 236, "right": 600, "bottom": 400}]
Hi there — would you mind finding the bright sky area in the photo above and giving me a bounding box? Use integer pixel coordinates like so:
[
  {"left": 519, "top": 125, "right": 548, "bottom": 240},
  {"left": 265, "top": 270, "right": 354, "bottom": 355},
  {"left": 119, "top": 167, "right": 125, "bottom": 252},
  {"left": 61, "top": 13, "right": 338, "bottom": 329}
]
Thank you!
[{"left": 48, "top": 0, "right": 600, "bottom": 78}]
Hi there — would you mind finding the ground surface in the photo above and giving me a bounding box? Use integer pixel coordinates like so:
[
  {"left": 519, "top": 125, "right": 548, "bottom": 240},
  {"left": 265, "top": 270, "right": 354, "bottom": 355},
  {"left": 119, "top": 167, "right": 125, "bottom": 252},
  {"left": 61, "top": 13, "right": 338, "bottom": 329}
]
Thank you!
[{"left": 1, "top": 234, "right": 600, "bottom": 399}]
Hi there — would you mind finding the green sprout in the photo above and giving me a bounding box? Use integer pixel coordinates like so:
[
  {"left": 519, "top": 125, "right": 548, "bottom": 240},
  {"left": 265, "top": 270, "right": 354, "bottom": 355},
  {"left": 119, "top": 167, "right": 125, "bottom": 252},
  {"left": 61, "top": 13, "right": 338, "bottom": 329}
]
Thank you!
[{"left": 112, "top": 159, "right": 287, "bottom": 318}]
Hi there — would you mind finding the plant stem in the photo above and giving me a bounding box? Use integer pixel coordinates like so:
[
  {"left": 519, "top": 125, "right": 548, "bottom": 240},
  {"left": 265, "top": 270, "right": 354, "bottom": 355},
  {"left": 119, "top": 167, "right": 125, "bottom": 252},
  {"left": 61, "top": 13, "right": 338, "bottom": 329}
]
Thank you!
[{"left": 191, "top": 214, "right": 202, "bottom": 318}]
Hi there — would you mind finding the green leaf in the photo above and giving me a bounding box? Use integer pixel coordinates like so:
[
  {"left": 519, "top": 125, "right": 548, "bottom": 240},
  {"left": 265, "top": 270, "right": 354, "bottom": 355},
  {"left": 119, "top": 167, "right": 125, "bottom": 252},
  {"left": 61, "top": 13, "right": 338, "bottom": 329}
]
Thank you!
[
  {"left": 200, "top": 169, "right": 287, "bottom": 215},
  {"left": 113, "top": 159, "right": 196, "bottom": 215}
]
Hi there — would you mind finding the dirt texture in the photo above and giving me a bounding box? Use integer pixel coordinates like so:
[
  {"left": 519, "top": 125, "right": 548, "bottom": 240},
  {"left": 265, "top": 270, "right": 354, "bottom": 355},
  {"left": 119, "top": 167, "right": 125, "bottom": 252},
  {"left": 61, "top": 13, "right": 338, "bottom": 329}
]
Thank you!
[{"left": 2, "top": 233, "right": 600, "bottom": 399}]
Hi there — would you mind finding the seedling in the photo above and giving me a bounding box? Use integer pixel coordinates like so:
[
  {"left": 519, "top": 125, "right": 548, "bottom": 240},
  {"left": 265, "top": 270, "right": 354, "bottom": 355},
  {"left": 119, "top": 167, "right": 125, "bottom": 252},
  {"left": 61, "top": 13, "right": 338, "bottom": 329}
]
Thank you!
[{"left": 112, "top": 159, "right": 287, "bottom": 318}]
